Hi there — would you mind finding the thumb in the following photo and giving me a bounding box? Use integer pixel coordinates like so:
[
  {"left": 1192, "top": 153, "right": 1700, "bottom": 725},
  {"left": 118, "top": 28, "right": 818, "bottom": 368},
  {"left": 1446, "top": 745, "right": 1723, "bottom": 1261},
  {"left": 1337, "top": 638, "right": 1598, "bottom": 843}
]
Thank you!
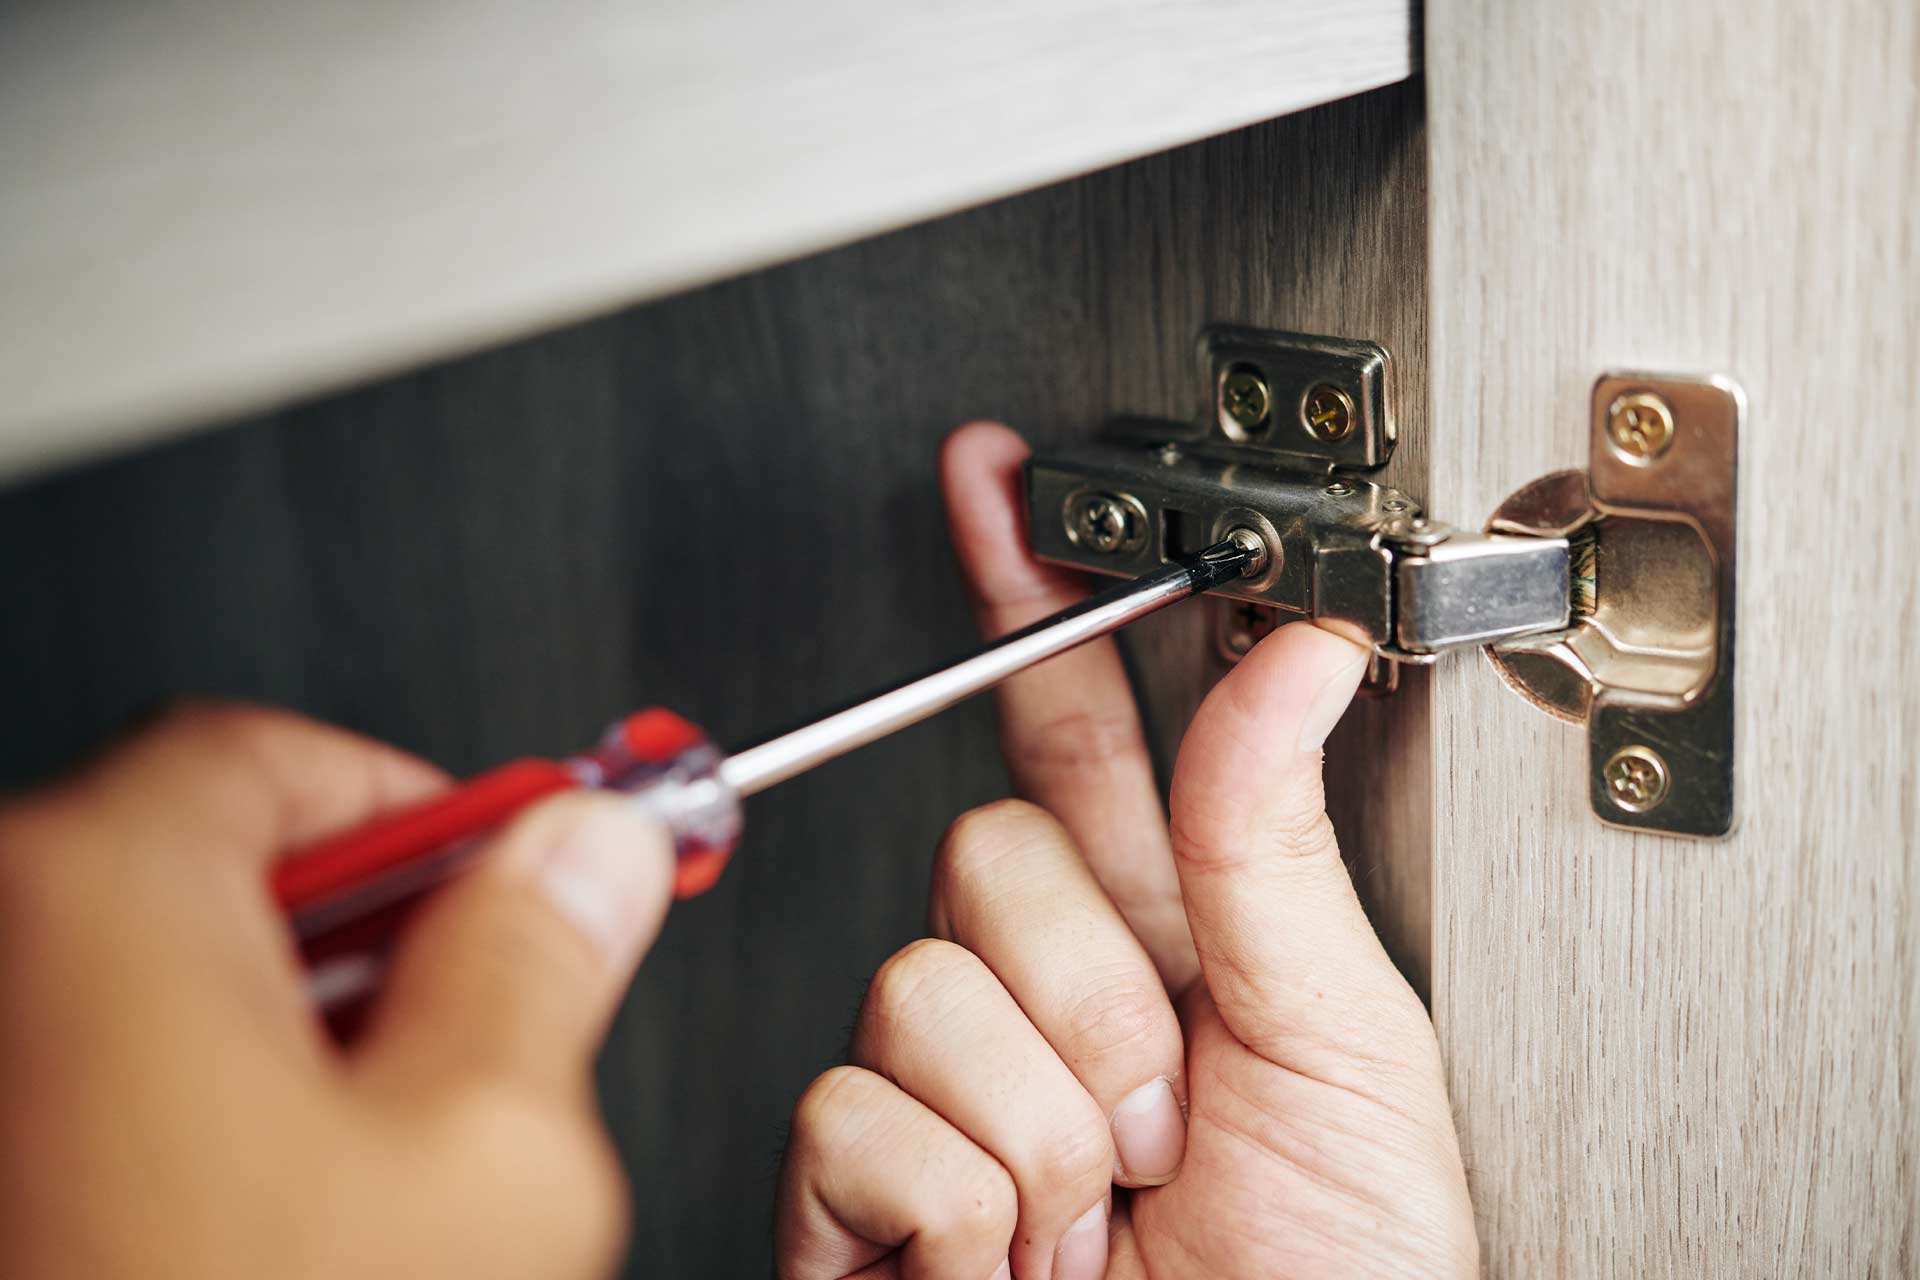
[
  {"left": 354, "top": 790, "right": 675, "bottom": 1098},
  {"left": 1167, "top": 622, "right": 1431, "bottom": 1076}
]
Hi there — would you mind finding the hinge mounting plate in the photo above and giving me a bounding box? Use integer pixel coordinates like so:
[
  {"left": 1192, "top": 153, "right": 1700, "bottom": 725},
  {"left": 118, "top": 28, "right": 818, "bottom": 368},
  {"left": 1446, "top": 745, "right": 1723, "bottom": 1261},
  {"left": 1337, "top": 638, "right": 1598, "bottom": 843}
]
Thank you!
[{"left": 1485, "top": 372, "right": 1741, "bottom": 837}]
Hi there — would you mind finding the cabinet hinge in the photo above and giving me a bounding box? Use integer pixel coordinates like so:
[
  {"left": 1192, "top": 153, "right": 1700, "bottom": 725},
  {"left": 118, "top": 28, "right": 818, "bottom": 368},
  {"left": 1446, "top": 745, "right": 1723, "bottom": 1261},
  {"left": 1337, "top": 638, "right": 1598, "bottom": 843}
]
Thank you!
[{"left": 1024, "top": 326, "right": 1739, "bottom": 837}]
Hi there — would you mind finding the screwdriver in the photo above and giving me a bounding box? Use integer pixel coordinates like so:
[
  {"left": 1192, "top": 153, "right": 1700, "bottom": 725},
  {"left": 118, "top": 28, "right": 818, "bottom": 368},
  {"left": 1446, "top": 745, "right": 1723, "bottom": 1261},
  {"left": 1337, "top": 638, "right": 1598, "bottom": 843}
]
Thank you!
[{"left": 275, "top": 531, "right": 1266, "bottom": 1005}]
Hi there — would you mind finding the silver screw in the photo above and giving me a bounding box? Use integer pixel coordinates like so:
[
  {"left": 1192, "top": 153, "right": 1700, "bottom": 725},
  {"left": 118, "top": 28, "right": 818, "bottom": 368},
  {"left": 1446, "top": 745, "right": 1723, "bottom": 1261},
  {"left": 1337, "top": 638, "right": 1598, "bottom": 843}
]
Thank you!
[
  {"left": 1224, "top": 525, "right": 1271, "bottom": 578},
  {"left": 1603, "top": 745, "right": 1671, "bottom": 812},
  {"left": 1325, "top": 480, "right": 1355, "bottom": 497},
  {"left": 1382, "top": 496, "right": 1410, "bottom": 512},
  {"left": 1381, "top": 514, "right": 1451, "bottom": 550},
  {"left": 1157, "top": 442, "right": 1183, "bottom": 466},
  {"left": 1065, "top": 492, "right": 1142, "bottom": 554}
]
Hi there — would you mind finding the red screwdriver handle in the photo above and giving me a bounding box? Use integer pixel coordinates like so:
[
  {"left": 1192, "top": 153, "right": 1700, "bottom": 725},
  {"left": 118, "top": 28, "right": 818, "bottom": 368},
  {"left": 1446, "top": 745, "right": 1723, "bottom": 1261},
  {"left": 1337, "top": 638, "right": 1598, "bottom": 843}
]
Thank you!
[
  {"left": 273, "top": 757, "right": 577, "bottom": 922},
  {"left": 275, "top": 709, "right": 742, "bottom": 1010}
]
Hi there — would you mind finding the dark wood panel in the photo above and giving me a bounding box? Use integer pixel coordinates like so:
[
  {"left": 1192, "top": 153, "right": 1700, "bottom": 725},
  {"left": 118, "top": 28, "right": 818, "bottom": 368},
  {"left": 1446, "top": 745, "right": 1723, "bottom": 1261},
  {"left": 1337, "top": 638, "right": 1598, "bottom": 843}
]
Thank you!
[{"left": 0, "top": 84, "right": 1425, "bottom": 1276}]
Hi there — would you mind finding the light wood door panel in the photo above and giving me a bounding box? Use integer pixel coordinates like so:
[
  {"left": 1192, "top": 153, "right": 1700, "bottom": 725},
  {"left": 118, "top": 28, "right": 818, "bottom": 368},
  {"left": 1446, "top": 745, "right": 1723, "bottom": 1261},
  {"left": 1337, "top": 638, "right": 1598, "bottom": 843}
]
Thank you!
[{"left": 1427, "top": 1, "right": 1919, "bottom": 1272}]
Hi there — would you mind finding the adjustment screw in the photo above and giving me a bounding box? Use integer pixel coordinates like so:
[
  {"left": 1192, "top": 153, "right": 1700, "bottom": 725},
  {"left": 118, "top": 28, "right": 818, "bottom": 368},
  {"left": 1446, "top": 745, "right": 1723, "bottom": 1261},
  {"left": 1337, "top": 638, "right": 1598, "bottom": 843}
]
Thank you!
[
  {"left": 1224, "top": 525, "right": 1271, "bottom": 578},
  {"left": 1602, "top": 744, "right": 1671, "bottom": 813},
  {"left": 1222, "top": 365, "right": 1272, "bottom": 434},
  {"left": 1325, "top": 480, "right": 1355, "bottom": 497},
  {"left": 1156, "top": 442, "right": 1183, "bottom": 466},
  {"left": 1607, "top": 391, "right": 1676, "bottom": 461},
  {"left": 1301, "top": 383, "right": 1356, "bottom": 442},
  {"left": 1065, "top": 492, "right": 1142, "bottom": 554},
  {"left": 1381, "top": 514, "right": 1451, "bottom": 550}
]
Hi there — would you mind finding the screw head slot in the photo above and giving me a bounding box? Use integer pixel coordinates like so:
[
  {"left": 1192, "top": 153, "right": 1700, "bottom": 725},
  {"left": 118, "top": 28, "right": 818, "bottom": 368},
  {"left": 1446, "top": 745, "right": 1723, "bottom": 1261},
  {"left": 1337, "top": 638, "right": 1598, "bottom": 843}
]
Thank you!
[
  {"left": 1062, "top": 490, "right": 1147, "bottom": 555},
  {"left": 1606, "top": 391, "right": 1676, "bottom": 462},
  {"left": 1602, "top": 744, "right": 1671, "bottom": 812},
  {"left": 1224, "top": 525, "right": 1271, "bottom": 578},
  {"left": 1220, "top": 365, "right": 1273, "bottom": 438},
  {"left": 1216, "top": 597, "right": 1279, "bottom": 662},
  {"left": 1300, "top": 382, "right": 1356, "bottom": 443}
]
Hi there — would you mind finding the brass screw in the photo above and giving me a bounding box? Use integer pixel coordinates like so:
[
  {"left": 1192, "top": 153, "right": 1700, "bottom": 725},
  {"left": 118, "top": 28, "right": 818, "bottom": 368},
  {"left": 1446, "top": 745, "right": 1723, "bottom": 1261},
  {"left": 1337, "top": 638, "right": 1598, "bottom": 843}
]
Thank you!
[
  {"left": 1301, "top": 383, "right": 1356, "bottom": 442},
  {"left": 1607, "top": 392, "right": 1675, "bottom": 461},
  {"left": 1603, "top": 745, "right": 1671, "bottom": 813},
  {"left": 1222, "top": 366, "right": 1272, "bottom": 434}
]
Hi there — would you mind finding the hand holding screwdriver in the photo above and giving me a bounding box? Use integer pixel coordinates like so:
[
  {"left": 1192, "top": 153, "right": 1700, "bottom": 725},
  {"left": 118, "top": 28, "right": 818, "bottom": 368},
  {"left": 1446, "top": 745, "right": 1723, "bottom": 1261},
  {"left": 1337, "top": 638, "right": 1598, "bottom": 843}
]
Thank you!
[{"left": 276, "top": 533, "right": 1267, "bottom": 1006}]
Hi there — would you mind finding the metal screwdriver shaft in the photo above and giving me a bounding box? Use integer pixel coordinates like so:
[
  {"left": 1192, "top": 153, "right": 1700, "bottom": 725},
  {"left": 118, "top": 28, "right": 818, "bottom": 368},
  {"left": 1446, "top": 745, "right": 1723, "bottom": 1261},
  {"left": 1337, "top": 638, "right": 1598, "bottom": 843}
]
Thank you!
[
  {"left": 275, "top": 530, "right": 1267, "bottom": 1005},
  {"left": 716, "top": 531, "right": 1266, "bottom": 797}
]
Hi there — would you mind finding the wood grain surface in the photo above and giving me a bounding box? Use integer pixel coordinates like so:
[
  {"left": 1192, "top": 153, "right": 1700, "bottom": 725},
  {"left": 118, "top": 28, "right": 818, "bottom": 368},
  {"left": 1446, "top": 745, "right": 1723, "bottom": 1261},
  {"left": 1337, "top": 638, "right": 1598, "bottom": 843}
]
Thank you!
[
  {"left": 1426, "top": 1, "right": 1919, "bottom": 1272},
  {"left": 0, "top": 0, "right": 1413, "bottom": 480},
  {"left": 0, "top": 85, "right": 1429, "bottom": 1276}
]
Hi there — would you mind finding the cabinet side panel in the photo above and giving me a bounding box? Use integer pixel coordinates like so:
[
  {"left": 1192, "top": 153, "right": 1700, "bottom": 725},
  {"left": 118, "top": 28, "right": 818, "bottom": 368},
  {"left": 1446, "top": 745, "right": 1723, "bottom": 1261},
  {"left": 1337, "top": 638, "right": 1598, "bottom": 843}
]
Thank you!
[{"left": 0, "top": 84, "right": 1431, "bottom": 1276}]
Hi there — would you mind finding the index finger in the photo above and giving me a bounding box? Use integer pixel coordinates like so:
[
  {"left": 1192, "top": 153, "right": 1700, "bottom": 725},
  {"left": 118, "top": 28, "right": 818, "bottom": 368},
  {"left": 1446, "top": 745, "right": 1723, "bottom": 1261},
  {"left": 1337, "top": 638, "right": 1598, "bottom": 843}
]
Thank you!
[{"left": 940, "top": 422, "right": 1198, "bottom": 990}]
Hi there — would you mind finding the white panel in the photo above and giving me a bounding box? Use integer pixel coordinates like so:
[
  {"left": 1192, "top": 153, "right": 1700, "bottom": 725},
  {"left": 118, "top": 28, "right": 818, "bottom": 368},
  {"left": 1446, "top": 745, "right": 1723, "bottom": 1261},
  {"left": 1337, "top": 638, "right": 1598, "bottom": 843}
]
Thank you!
[{"left": 0, "top": 0, "right": 1412, "bottom": 478}]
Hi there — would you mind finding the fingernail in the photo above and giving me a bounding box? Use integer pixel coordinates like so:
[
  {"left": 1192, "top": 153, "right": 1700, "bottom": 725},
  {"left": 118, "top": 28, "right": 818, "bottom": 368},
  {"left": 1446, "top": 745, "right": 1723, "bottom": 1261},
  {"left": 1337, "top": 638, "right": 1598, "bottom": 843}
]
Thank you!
[
  {"left": 1111, "top": 1077, "right": 1186, "bottom": 1184},
  {"left": 1294, "top": 646, "right": 1372, "bottom": 753},
  {"left": 1054, "top": 1201, "right": 1108, "bottom": 1280},
  {"left": 987, "top": 1262, "right": 1012, "bottom": 1280},
  {"left": 502, "top": 793, "right": 674, "bottom": 969}
]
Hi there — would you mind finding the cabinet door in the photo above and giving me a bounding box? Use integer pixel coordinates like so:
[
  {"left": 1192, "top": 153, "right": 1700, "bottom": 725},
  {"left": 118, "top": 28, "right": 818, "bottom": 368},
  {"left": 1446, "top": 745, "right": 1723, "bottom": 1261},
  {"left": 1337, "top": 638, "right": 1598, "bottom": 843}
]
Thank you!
[{"left": 1425, "top": 0, "right": 1918, "bottom": 1271}]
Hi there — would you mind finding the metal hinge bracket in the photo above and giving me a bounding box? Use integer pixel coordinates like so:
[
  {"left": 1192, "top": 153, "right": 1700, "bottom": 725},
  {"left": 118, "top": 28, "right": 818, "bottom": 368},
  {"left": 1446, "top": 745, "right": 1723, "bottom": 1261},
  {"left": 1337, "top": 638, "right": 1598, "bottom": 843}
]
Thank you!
[
  {"left": 1028, "top": 327, "right": 1571, "bottom": 665},
  {"left": 1024, "top": 327, "right": 1739, "bottom": 838}
]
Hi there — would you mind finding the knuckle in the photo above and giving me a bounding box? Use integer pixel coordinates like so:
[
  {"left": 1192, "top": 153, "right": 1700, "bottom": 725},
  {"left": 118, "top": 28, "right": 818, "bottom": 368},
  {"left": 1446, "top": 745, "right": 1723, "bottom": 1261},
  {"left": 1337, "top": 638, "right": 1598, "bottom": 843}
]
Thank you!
[
  {"left": 871, "top": 936, "right": 975, "bottom": 1000},
  {"left": 1260, "top": 802, "right": 1342, "bottom": 862},
  {"left": 933, "top": 799, "right": 1059, "bottom": 902},
  {"left": 1056, "top": 968, "right": 1176, "bottom": 1068},
  {"left": 1022, "top": 1111, "right": 1113, "bottom": 1195},
  {"left": 789, "top": 1065, "right": 877, "bottom": 1152},
  {"left": 920, "top": 1157, "right": 1017, "bottom": 1252},
  {"left": 863, "top": 938, "right": 984, "bottom": 1030},
  {"left": 1168, "top": 793, "right": 1340, "bottom": 872},
  {"left": 1004, "top": 707, "right": 1145, "bottom": 778},
  {"left": 939, "top": 799, "right": 1054, "bottom": 866}
]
